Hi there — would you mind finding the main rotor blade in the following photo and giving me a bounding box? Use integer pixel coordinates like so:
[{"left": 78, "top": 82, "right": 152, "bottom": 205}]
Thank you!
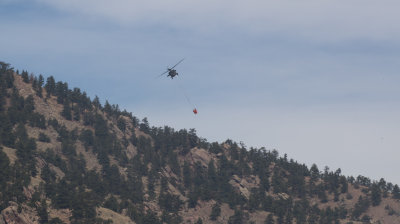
[
  {"left": 156, "top": 70, "right": 169, "bottom": 78},
  {"left": 170, "top": 58, "right": 185, "bottom": 69}
]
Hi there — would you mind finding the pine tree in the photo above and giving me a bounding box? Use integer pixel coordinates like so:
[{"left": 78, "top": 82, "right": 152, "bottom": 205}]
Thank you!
[
  {"left": 45, "top": 76, "right": 55, "bottom": 97},
  {"left": 37, "top": 199, "right": 49, "bottom": 223},
  {"left": 228, "top": 210, "right": 245, "bottom": 224},
  {"left": 54, "top": 179, "right": 71, "bottom": 209},
  {"left": 207, "top": 160, "right": 217, "bottom": 192},
  {"left": 371, "top": 183, "right": 382, "bottom": 206},
  {"left": 340, "top": 176, "right": 348, "bottom": 193},
  {"left": 0, "top": 62, "right": 12, "bottom": 73},
  {"left": 0, "top": 148, "right": 10, "bottom": 192},
  {"left": 210, "top": 203, "right": 221, "bottom": 220},
  {"left": 104, "top": 100, "right": 112, "bottom": 115},
  {"left": 21, "top": 71, "right": 29, "bottom": 83},
  {"left": 183, "top": 161, "right": 192, "bottom": 188},
  {"left": 352, "top": 196, "right": 370, "bottom": 219},
  {"left": 393, "top": 184, "right": 400, "bottom": 199},
  {"left": 92, "top": 95, "right": 101, "bottom": 109},
  {"left": 265, "top": 214, "right": 274, "bottom": 224},
  {"left": 38, "top": 74, "right": 44, "bottom": 87}
]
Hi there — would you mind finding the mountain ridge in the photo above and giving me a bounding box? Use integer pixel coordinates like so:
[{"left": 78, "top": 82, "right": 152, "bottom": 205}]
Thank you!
[{"left": 0, "top": 62, "right": 399, "bottom": 224}]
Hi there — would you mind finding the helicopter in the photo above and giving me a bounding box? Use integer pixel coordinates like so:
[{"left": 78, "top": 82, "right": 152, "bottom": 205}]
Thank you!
[
  {"left": 158, "top": 58, "right": 185, "bottom": 79},
  {"left": 156, "top": 58, "right": 198, "bottom": 115}
]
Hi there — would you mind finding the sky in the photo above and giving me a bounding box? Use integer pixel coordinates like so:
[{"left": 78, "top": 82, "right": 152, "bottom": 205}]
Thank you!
[{"left": 1, "top": 0, "right": 400, "bottom": 184}]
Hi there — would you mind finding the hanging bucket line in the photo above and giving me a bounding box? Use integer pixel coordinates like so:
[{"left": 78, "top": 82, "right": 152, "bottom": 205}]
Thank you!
[{"left": 175, "top": 77, "right": 195, "bottom": 108}]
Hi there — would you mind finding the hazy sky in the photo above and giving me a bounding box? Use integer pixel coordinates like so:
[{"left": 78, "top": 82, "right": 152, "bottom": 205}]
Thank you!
[{"left": 1, "top": 0, "right": 400, "bottom": 184}]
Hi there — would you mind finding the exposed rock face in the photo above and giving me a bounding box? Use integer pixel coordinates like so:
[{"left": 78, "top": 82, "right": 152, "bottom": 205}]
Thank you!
[
  {"left": 186, "top": 147, "right": 213, "bottom": 167},
  {"left": 125, "top": 143, "right": 137, "bottom": 160},
  {"left": 97, "top": 207, "right": 135, "bottom": 224},
  {"left": 48, "top": 208, "right": 71, "bottom": 224},
  {"left": 277, "top": 193, "right": 290, "bottom": 200},
  {"left": 1, "top": 147, "right": 17, "bottom": 165},
  {"left": 0, "top": 202, "right": 38, "bottom": 224},
  {"left": 229, "top": 174, "right": 260, "bottom": 200}
]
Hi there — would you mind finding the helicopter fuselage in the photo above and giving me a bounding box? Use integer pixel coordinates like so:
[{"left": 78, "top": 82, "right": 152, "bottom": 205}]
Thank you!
[
  {"left": 158, "top": 59, "right": 183, "bottom": 79},
  {"left": 167, "top": 69, "right": 178, "bottom": 79}
]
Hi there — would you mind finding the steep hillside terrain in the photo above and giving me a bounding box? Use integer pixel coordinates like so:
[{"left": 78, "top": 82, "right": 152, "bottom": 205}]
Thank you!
[{"left": 1, "top": 61, "right": 400, "bottom": 224}]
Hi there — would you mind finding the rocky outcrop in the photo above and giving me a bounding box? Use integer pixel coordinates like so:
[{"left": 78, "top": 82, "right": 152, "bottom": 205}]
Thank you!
[
  {"left": 97, "top": 207, "right": 135, "bottom": 224},
  {"left": 0, "top": 202, "right": 39, "bottom": 224},
  {"left": 1, "top": 147, "right": 17, "bottom": 165},
  {"left": 229, "top": 174, "right": 260, "bottom": 200},
  {"left": 185, "top": 147, "right": 213, "bottom": 168}
]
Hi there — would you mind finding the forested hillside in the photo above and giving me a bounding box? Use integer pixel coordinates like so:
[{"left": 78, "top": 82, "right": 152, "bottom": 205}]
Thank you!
[{"left": 1, "top": 61, "right": 400, "bottom": 224}]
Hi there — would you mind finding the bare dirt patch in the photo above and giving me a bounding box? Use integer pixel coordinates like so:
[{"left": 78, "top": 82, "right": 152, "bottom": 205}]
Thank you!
[
  {"left": 2, "top": 146, "right": 17, "bottom": 164},
  {"left": 97, "top": 207, "right": 135, "bottom": 224}
]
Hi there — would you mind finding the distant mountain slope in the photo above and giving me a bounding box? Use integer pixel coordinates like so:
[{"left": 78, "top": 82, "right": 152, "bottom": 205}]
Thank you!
[{"left": 0, "top": 61, "right": 400, "bottom": 224}]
